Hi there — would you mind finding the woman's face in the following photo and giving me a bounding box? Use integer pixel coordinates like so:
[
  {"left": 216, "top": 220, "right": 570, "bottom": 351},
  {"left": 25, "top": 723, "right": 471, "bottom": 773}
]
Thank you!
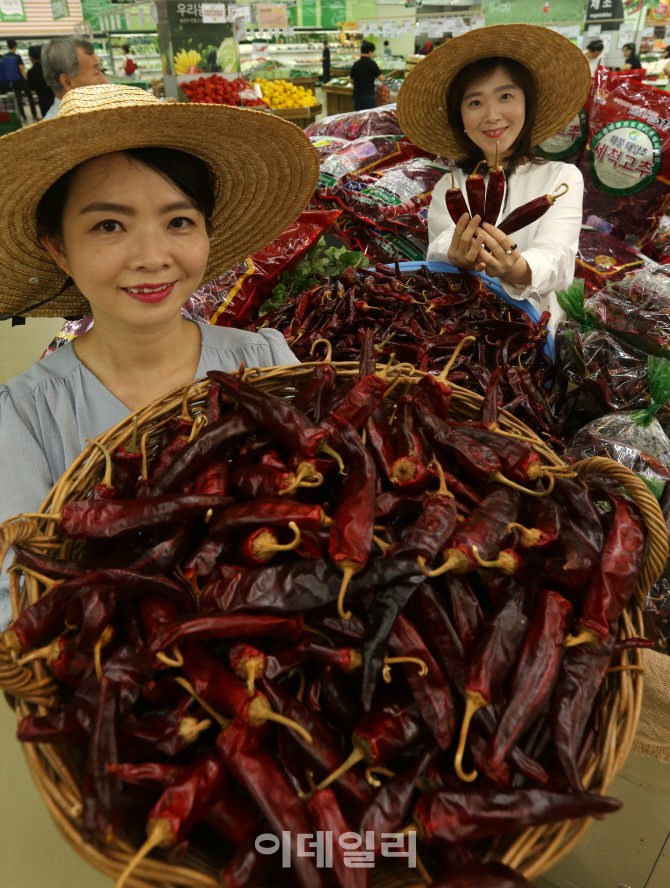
[
  {"left": 623, "top": 46, "right": 632, "bottom": 58},
  {"left": 460, "top": 65, "right": 526, "bottom": 164},
  {"left": 42, "top": 152, "right": 210, "bottom": 328}
]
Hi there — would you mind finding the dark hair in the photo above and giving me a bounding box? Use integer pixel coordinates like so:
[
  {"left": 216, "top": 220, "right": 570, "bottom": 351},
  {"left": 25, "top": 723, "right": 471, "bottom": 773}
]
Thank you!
[
  {"left": 384, "top": 41, "right": 389, "bottom": 47},
  {"left": 361, "top": 41, "right": 375, "bottom": 54},
  {"left": 586, "top": 39, "right": 604, "bottom": 53},
  {"left": 623, "top": 43, "right": 637, "bottom": 53},
  {"left": 122, "top": 44, "right": 130, "bottom": 54},
  {"left": 447, "top": 56, "right": 546, "bottom": 176},
  {"left": 28, "top": 45, "right": 41, "bottom": 61},
  {"left": 7, "top": 39, "right": 17, "bottom": 50},
  {"left": 36, "top": 148, "right": 216, "bottom": 241}
]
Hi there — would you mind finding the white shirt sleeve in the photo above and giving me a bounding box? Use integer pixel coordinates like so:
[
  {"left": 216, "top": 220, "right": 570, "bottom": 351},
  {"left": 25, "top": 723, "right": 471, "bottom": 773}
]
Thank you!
[
  {"left": 426, "top": 172, "right": 456, "bottom": 263},
  {"left": 502, "top": 164, "right": 583, "bottom": 305}
]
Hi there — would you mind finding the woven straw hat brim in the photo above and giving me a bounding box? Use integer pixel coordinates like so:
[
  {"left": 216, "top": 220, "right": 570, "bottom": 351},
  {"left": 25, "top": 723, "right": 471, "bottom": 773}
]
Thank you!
[
  {"left": 0, "top": 90, "right": 319, "bottom": 318},
  {"left": 397, "top": 24, "right": 592, "bottom": 159}
]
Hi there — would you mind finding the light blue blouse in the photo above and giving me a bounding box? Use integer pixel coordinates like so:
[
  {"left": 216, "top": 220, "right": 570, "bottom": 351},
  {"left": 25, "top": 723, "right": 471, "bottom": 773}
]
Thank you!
[{"left": 0, "top": 322, "right": 298, "bottom": 629}]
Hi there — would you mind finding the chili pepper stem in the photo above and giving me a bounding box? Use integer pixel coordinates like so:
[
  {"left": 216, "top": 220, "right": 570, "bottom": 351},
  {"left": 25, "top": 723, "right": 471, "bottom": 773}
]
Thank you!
[
  {"left": 93, "top": 626, "right": 114, "bottom": 681},
  {"left": 155, "top": 646, "right": 184, "bottom": 669},
  {"left": 374, "top": 331, "right": 396, "bottom": 354},
  {"left": 3, "top": 629, "right": 20, "bottom": 655},
  {"left": 417, "top": 550, "right": 467, "bottom": 578},
  {"left": 373, "top": 535, "right": 394, "bottom": 556},
  {"left": 281, "top": 466, "right": 324, "bottom": 497},
  {"left": 471, "top": 546, "right": 516, "bottom": 575},
  {"left": 436, "top": 335, "right": 476, "bottom": 383},
  {"left": 382, "top": 656, "right": 428, "bottom": 683},
  {"left": 427, "top": 460, "right": 452, "bottom": 497},
  {"left": 303, "top": 625, "right": 336, "bottom": 647},
  {"left": 252, "top": 522, "right": 302, "bottom": 560},
  {"left": 83, "top": 438, "right": 113, "bottom": 489},
  {"left": 288, "top": 666, "right": 307, "bottom": 701},
  {"left": 470, "top": 159, "right": 487, "bottom": 178},
  {"left": 492, "top": 471, "right": 555, "bottom": 498},
  {"left": 187, "top": 413, "right": 208, "bottom": 444},
  {"left": 16, "top": 637, "right": 60, "bottom": 666},
  {"left": 114, "top": 818, "right": 174, "bottom": 888},
  {"left": 454, "top": 689, "right": 487, "bottom": 783},
  {"left": 564, "top": 628, "right": 602, "bottom": 648},
  {"left": 390, "top": 457, "right": 423, "bottom": 486},
  {"left": 346, "top": 650, "right": 363, "bottom": 673},
  {"left": 178, "top": 717, "right": 212, "bottom": 743},
  {"left": 247, "top": 695, "right": 313, "bottom": 745},
  {"left": 365, "top": 765, "right": 396, "bottom": 787},
  {"left": 318, "top": 440, "right": 345, "bottom": 474},
  {"left": 310, "top": 338, "right": 333, "bottom": 363},
  {"left": 174, "top": 676, "right": 231, "bottom": 728},
  {"left": 506, "top": 522, "right": 542, "bottom": 547},
  {"left": 304, "top": 746, "right": 366, "bottom": 798},
  {"left": 336, "top": 561, "right": 361, "bottom": 620}
]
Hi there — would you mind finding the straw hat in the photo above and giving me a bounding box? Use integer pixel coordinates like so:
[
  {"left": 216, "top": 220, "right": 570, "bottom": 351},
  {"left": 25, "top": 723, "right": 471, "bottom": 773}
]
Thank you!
[
  {"left": 397, "top": 24, "right": 591, "bottom": 159},
  {"left": 0, "top": 84, "right": 320, "bottom": 318}
]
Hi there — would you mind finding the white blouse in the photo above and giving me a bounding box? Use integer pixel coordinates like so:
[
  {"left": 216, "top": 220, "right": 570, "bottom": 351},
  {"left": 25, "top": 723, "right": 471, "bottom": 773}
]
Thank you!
[{"left": 427, "top": 160, "right": 584, "bottom": 335}]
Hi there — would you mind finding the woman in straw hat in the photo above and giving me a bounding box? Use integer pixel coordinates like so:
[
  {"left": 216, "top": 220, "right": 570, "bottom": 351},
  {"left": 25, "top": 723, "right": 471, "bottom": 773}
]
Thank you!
[
  {"left": 397, "top": 24, "right": 591, "bottom": 335},
  {"left": 0, "top": 83, "right": 319, "bottom": 628}
]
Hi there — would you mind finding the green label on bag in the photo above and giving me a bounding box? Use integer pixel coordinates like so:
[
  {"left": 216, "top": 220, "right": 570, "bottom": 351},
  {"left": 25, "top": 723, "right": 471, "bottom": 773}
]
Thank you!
[
  {"left": 537, "top": 110, "right": 588, "bottom": 160},
  {"left": 590, "top": 120, "right": 662, "bottom": 196}
]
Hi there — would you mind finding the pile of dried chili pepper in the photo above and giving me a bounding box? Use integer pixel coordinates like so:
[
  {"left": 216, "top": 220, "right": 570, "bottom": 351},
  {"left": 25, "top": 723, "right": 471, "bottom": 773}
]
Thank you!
[{"left": 5, "top": 354, "right": 647, "bottom": 887}]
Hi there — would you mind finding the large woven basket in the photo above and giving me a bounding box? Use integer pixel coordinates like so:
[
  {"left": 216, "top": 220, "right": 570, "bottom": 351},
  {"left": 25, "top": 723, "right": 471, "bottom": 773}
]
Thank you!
[{"left": 0, "top": 360, "right": 667, "bottom": 888}]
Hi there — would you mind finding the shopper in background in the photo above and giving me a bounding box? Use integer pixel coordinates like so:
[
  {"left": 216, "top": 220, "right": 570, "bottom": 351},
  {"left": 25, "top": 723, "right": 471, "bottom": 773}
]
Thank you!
[
  {"left": 26, "top": 46, "right": 54, "bottom": 119},
  {"left": 583, "top": 38, "right": 605, "bottom": 77},
  {"left": 350, "top": 40, "right": 385, "bottom": 112},
  {"left": 0, "top": 83, "right": 317, "bottom": 629},
  {"left": 421, "top": 41, "right": 433, "bottom": 55},
  {"left": 662, "top": 46, "right": 670, "bottom": 78},
  {"left": 322, "top": 38, "right": 330, "bottom": 84},
  {"left": 3, "top": 39, "right": 37, "bottom": 121},
  {"left": 119, "top": 43, "right": 137, "bottom": 79},
  {"left": 383, "top": 40, "right": 392, "bottom": 56},
  {"left": 622, "top": 42, "right": 642, "bottom": 70},
  {"left": 41, "top": 36, "right": 108, "bottom": 121},
  {"left": 397, "top": 24, "right": 590, "bottom": 336}
]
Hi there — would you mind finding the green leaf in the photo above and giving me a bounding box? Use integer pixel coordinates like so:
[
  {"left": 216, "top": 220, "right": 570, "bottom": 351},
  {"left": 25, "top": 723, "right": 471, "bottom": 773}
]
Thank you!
[
  {"left": 638, "top": 473, "right": 666, "bottom": 501},
  {"left": 556, "top": 279, "right": 589, "bottom": 328},
  {"left": 631, "top": 355, "right": 670, "bottom": 426}
]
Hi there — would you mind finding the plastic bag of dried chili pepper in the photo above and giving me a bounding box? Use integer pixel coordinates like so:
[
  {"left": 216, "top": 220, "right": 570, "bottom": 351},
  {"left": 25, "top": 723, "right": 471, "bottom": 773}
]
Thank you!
[
  {"left": 537, "top": 109, "right": 588, "bottom": 166},
  {"left": 331, "top": 157, "right": 448, "bottom": 236},
  {"left": 316, "top": 137, "right": 429, "bottom": 198},
  {"left": 651, "top": 214, "right": 670, "bottom": 264},
  {"left": 308, "top": 135, "right": 348, "bottom": 159},
  {"left": 575, "top": 229, "right": 655, "bottom": 295},
  {"left": 580, "top": 68, "right": 670, "bottom": 253},
  {"left": 182, "top": 210, "right": 341, "bottom": 327},
  {"left": 41, "top": 315, "right": 95, "bottom": 358},
  {"left": 348, "top": 226, "right": 428, "bottom": 264},
  {"left": 304, "top": 104, "right": 402, "bottom": 140}
]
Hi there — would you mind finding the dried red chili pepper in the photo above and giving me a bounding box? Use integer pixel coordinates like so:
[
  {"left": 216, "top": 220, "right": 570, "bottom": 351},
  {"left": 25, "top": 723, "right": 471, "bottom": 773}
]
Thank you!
[
  {"left": 328, "top": 416, "right": 377, "bottom": 619},
  {"left": 115, "top": 751, "right": 228, "bottom": 888},
  {"left": 487, "top": 589, "right": 573, "bottom": 777},
  {"left": 194, "top": 459, "right": 228, "bottom": 496},
  {"left": 209, "top": 369, "right": 328, "bottom": 457},
  {"left": 221, "top": 835, "right": 271, "bottom": 888},
  {"left": 480, "top": 367, "right": 502, "bottom": 428},
  {"left": 293, "top": 362, "right": 338, "bottom": 424},
  {"left": 499, "top": 183, "right": 569, "bottom": 236},
  {"left": 551, "top": 628, "right": 617, "bottom": 793},
  {"left": 217, "top": 719, "right": 330, "bottom": 888},
  {"left": 449, "top": 422, "right": 542, "bottom": 484},
  {"left": 567, "top": 492, "right": 646, "bottom": 647},
  {"left": 82, "top": 677, "right": 124, "bottom": 842},
  {"left": 205, "top": 497, "right": 331, "bottom": 544},
  {"left": 446, "top": 574, "right": 484, "bottom": 657},
  {"left": 147, "top": 613, "right": 303, "bottom": 656},
  {"left": 60, "top": 493, "right": 233, "bottom": 539},
  {"left": 508, "top": 496, "right": 561, "bottom": 549},
  {"left": 306, "top": 787, "right": 369, "bottom": 888},
  {"left": 419, "top": 485, "right": 519, "bottom": 577},
  {"left": 453, "top": 592, "right": 530, "bottom": 782},
  {"left": 388, "top": 612, "right": 455, "bottom": 750},
  {"left": 413, "top": 374, "right": 453, "bottom": 422},
  {"left": 466, "top": 160, "right": 487, "bottom": 220},
  {"left": 445, "top": 160, "right": 470, "bottom": 225},
  {"left": 409, "top": 583, "right": 466, "bottom": 691},
  {"left": 124, "top": 695, "right": 213, "bottom": 758},
  {"left": 415, "top": 400, "right": 502, "bottom": 481},
  {"left": 483, "top": 144, "right": 506, "bottom": 226},
  {"left": 413, "top": 785, "right": 621, "bottom": 844},
  {"left": 553, "top": 477, "right": 604, "bottom": 554}
]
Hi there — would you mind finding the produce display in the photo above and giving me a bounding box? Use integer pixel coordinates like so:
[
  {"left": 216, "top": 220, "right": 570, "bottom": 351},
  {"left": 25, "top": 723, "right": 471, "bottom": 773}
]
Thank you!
[
  {"left": 4, "top": 336, "right": 654, "bottom": 888},
  {"left": 180, "top": 75, "right": 265, "bottom": 107},
  {"left": 254, "top": 78, "right": 318, "bottom": 109}
]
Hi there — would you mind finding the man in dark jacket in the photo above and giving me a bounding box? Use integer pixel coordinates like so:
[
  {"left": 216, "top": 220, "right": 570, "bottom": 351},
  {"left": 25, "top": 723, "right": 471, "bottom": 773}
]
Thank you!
[
  {"left": 3, "top": 39, "right": 37, "bottom": 121},
  {"left": 349, "top": 41, "right": 384, "bottom": 112},
  {"left": 26, "top": 46, "right": 54, "bottom": 119},
  {"left": 322, "top": 39, "right": 330, "bottom": 83}
]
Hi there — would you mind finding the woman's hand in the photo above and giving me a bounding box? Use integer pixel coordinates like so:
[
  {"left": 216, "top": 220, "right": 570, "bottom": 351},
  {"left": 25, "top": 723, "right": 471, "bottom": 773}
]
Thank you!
[
  {"left": 475, "top": 222, "right": 531, "bottom": 287},
  {"left": 447, "top": 214, "right": 487, "bottom": 273}
]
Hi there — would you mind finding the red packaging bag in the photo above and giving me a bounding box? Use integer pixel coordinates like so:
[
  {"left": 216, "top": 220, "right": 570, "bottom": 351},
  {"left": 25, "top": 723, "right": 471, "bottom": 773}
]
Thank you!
[
  {"left": 304, "top": 104, "right": 402, "bottom": 140},
  {"left": 580, "top": 67, "right": 670, "bottom": 253},
  {"left": 309, "top": 135, "right": 348, "bottom": 159},
  {"left": 332, "top": 157, "right": 448, "bottom": 235},
  {"left": 537, "top": 109, "right": 588, "bottom": 164},
  {"left": 182, "top": 210, "right": 341, "bottom": 327},
  {"left": 316, "top": 136, "right": 428, "bottom": 197},
  {"left": 575, "top": 229, "right": 655, "bottom": 294}
]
